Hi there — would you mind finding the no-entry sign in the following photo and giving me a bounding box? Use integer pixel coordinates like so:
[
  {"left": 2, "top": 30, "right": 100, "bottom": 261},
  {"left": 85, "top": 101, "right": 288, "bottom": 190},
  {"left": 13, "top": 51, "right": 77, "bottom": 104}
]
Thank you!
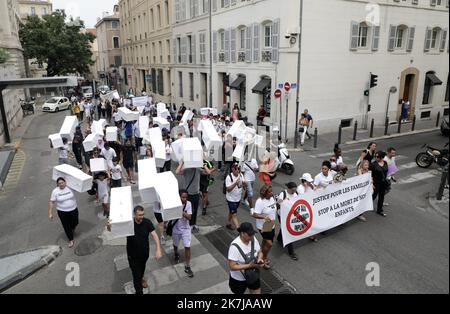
[
  {"left": 284, "top": 82, "right": 291, "bottom": 92},
  {"left": 274, "top": 89, "right": 282, "bottom": 98}
]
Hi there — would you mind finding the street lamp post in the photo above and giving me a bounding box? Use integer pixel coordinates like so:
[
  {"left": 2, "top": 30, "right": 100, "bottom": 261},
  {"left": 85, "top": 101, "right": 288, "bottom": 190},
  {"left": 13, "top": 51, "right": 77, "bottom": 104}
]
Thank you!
[
  {"left": 209, "top": 0, "right": 213, "bottom": 108},
  {"left": 385, "top": 86, "right": 397, "bottom": 123}
]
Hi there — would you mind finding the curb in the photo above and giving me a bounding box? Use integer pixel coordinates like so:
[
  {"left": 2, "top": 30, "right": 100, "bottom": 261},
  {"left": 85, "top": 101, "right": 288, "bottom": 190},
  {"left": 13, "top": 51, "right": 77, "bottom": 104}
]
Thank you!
[
  {"left": 345, "top": 128, "right": 440, "bottom": 145},
  {"left": 0, "top": 245, "right": 62, "bottom": 293},
  {"left": 428, "top": 195, "right": 449, "bottom": 219}
]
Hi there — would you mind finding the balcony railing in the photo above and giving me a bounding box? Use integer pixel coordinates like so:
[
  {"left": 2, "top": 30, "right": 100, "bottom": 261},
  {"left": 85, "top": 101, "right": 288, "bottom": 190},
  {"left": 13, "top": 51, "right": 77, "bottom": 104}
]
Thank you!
[
  {"left": 238, "top": 51, "right": 246, "bottom": 62},
  {"left": 219, "top": 52, "right": 225, "bottom": 62}
]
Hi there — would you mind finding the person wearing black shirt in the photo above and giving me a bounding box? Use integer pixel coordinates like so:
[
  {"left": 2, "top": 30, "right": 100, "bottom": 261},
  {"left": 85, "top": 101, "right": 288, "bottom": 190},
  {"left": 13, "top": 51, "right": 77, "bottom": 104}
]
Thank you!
[
  {"left": 370, "top": 151, "right": 388, "bottom": 217},
  {"left": 72, "top": 126, "right": 84, "bottom": 169},
  {"left": 121, "top": 138, "right": 136, "bottom": 184},
  {"left": 108, "top": 206, "right": 162, "bottom": 294}
]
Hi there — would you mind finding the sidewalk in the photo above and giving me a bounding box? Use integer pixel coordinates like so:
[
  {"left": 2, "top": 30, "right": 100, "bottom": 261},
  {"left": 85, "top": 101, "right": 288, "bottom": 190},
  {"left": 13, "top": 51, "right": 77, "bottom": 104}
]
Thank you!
[{"left": 286, "top": 118, "right": 441, "bottom": 152}]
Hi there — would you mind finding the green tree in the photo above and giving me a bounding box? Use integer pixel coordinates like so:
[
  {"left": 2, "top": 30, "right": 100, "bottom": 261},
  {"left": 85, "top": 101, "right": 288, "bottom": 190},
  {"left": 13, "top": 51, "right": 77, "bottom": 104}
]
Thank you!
[{"left": 19, "top": 10, "right": 95, "bottom": 77}]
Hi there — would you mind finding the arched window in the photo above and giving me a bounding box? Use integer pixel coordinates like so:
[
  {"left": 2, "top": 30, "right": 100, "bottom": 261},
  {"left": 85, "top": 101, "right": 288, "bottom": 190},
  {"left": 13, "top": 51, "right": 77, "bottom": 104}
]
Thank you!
[
  {"left": 395, "top": 25, "right": 408, "bottom": 49},
  {"left": 358, "top": 22, "right": 369, "bottom": 48},
  {"left": 263, "top": 21, "right": 273, "bottom": 49}
]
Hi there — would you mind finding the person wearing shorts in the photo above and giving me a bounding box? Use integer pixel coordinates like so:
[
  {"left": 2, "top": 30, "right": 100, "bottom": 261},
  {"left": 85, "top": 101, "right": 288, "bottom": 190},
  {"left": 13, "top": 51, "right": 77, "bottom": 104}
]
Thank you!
[
  {"left": 225, "top": 163, "right": 246, "bottom": 230},
  {"left": 152, "top": 202, "right": 166, "bottom": 245},
  {"left": 172, "top": 190, "right": 194, "bottom": 278},
  {"left": 252, "top": 185, "right": 277, "bottom": 270},
  {"left": 96, "top": 172, "right": 110, "bottom": 218}
]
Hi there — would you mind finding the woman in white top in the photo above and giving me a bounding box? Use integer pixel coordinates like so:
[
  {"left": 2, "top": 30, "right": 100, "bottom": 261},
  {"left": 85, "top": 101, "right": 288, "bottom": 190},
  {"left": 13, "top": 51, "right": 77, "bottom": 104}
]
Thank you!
[
  {"left": 252, "top": 185, "right": 277, "bottom": 269},
  {"left": 228, "top": 222, "right": 264, "bottom": 294},
  {"left": 48, "top": 177, "right": 79, "bottom": 248},
  {"left": 314, "top": 161, "right": 334, "bottom": 189},
  {"left": 298, "top": 173, "right": 319, "bottom": 242},
  {"left": 225, "top": 163, "right": 246, "bottom": 231},
  {"left": 355, "top": 160, "right": 371, "bottom": 222}
]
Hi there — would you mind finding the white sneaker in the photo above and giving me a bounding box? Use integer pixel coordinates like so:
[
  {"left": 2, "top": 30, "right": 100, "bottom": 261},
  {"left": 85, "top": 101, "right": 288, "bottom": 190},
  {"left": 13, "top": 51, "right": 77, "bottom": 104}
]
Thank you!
[{"left": 383, "top": 202, "right": 390, "bottom": 206}]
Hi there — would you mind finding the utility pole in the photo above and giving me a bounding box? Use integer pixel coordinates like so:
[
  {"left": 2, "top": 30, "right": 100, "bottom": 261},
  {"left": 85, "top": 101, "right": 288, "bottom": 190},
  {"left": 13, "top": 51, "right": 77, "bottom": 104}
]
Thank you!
[
  {"left": 294, "top": 0, "right": 303, "bottom": 148},
  {"left": 208, "top": 0, "right": 213, "bottom": 108}
]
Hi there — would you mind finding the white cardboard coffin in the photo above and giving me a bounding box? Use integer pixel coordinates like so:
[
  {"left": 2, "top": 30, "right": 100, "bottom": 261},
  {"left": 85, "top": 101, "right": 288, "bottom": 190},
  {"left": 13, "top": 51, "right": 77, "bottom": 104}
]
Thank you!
[
  {"left": 180, "top": 110, "right": 194, "bottom": 125},
  {"left": 154, "top": 172, "right": 183, "bottom": 221},
  {"left": 200, "top": 120, "right": 222, "bottom": 150},
  {"left": 83, "top": 133, "right": 100, "bottom": 152},
  {"left": 139, "top": 145, "right": 147, "bottom": 156},
  {"left": 147, "top": 127, "right": 162, "bottom": 145},
  {"left": 48, "top": 133, "right": 63, "bottom": 149},
  {"left": 153, "top": 117, "right": 170, "bottom": 131},
  {"left": 243, "top": 127, "right": 257, "bottom": 145},
  {"left": 254, "top": 134, "right": 264, "bottom": 147},
  {"left": 157, "top": 103, "right": 170, "bottom": 119},
  {"left": 138, "top": 116, "right": 149, "bottom": 139},
  {"left": 91, "top": 119, "right": 106, "bottom": 136},
  {"left": 109, "top": 186, "right": 134, "bottom": 238},
  {"left": 118, "top": 107, "right": 139, "bottom": 122},
  {"left": 200, "top": 108, "right": 210, "bottom": 116},
  {"left": 171, "top": 139, "right": 184, "bottom": 162},
  {"left": 132, "top": 96, "right": 148, "bottom": 107},
  {"left": 90, "top": 158, "right": 108, "bottom": 172},
  {"left": 52, "top": 164, "right": 93, "bottom": 193},
  {"left": 210, "top": 108, "right": 218, "bottom": 116},
  {"left": 138, "top": 158, "right": 158, "bottom": 203},
  {"left": 227, "top": 120, "right": 246, "bottom": 138},
  {"left": 152, "top": 139, "right": 166, "bottom": 168},
  {"left": 232, "top": 140, "right": 246, "bottom": 160},
  {"left": 106, "top": 127, "right": 118, "bottom": 142},
  {"left": 182, "top": 137, "right": 203, "bottom": 168},
  {"left": 59, "top": 116, "right": 78, "bottom": 141}
]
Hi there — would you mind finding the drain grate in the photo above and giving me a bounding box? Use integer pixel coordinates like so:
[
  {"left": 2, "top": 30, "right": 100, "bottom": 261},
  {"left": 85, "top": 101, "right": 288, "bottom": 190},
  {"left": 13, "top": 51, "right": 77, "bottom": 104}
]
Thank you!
[
  {"left": 74, "top": 236, "right": 103, "bottom": 256},
  {"left": 205, "top": 228, "right": 295, "bottom": 294}
]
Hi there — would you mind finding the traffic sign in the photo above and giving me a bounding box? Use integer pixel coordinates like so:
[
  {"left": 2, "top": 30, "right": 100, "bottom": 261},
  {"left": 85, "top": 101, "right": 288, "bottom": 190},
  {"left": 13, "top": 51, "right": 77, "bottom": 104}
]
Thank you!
[
  {"left": 274, "top": 89, "right": 282, "bottom": 98},
  {"left": 284, "top": 82, "right": 291, "bottom": 92}
]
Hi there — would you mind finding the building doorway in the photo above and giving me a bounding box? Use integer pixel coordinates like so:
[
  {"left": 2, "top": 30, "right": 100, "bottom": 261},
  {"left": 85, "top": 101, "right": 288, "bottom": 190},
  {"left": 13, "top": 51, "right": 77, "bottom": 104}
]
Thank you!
[
  {"left": 398, "top": 68, "right": 419, "bottom": 120},
  {"left": 200, "top": 73, "right": 207, "bottom": 107}
]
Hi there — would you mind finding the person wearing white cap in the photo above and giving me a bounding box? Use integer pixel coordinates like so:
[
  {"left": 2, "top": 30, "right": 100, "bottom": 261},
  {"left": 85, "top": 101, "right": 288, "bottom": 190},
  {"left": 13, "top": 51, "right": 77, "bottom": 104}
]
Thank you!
[{"left": 297, "top": 173, "right": 319, "bottom": 242}]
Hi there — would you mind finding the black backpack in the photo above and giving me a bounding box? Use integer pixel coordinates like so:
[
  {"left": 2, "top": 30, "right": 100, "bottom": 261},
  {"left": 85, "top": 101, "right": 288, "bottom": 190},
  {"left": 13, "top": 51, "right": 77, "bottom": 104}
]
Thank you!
[
  {"left": 222, "top": 174, "right": 233, "bottom": 194},
  {"left": 166, "top": 203, "right": 187, "bottom": 236}
]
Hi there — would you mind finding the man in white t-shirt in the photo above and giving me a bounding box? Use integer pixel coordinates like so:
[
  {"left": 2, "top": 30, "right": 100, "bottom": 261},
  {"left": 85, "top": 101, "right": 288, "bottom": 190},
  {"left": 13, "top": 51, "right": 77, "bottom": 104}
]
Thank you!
[
  {"left": 241, "top": 158, "right": 258, "bottom": 209},
  {"left": 228, "top": 222, "right": 264, "bottom": 294},
  {"left": 101, "top": 143, "right": 117, "bottom": 168},
  {"left": 314, "top": 160, "right": 334, "bottom": 189},
  {"left": 225, "top": 163, "right": 246, "bottom": 231}
]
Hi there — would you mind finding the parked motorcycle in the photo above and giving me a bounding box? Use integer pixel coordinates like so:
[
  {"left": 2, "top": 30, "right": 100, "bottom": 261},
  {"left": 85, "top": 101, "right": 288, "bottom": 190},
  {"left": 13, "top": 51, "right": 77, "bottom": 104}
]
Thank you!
[{"left": 415, "top": 143, "right": 449, "bottom": 168}]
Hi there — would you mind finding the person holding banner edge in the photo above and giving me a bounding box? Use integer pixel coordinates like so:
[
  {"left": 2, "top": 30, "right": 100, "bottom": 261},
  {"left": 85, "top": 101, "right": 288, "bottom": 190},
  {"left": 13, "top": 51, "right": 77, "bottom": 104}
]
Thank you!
[{"left": 276, "top": 182, "right": 299, "bottom": 260}]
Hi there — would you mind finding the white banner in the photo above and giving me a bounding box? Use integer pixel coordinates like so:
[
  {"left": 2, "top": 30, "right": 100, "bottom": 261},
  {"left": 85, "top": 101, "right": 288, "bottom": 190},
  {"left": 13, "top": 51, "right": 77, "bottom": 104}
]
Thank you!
[
  {"left": 280, "top": 173, "right": 373, "bottom": 246},
  {"left": 100, "top": 90, "right": 120, "bottom": 102},
  {"left": 132, "top": 96, "right": 149, "bottom": 107}
]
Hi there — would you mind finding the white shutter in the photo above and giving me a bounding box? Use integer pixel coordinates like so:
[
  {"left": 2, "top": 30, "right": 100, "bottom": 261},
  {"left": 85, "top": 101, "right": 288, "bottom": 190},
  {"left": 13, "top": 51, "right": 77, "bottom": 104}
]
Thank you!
[
  {"left": 440, "top": 28, "right": 448, "bottom": 51},
  {"left": 424, "top": 27, "right": 432, "bottom": 51},
  {"left": 272, "top": 19, "right": 280, "bottom": 63},
  {"left": 181, "top": 0, "right": 187, "bottom": 20},
  {"left": 190, "top": 0, "right": 195, "bottom": 18},
  {"left": 224, "top": 0, "right": 230, "bottom": 7},
  {"left": 231, "top": 28, "right": 236, "bottom": 63},
  {"left": 173, "top": 38, "right": 178, "bottom": 64},
  {"left": 350, "top": 21, "right": 359, "bottom": 50},
  {"left": 175, "top": 0, "right": 180, "bottom": 22},
  {"left": 371, "top": 26, "right": 380, "bottom": 51},
  {"left": 231, "top": 0, "right": 237, "bottom": 5},
  {"left": 430, "top": 0, "right": 437, "bottom": 6},
  {"left": 181, "top": 37, "right": 187, "bottom": 64},
  {"left": 225, "top": 28, "right": 230, "bottom": 63},
  {"left": 388, "top": 25, "right": 397, "bottom": 51},
  {"left": 213, "top": 31, "right": 217, "bottom": 63},
  {"left": 191, "top": 34, "right": 196, "bottom": 64},
  {"left": 212, "top": 0, "right": 217, "bottom": 12},
  {"left": 245, "top": 25, "right": 252, "bottom": 63},
  {"left": 194, "top": 0, "right": 199, "bottom": 17},
  {"left": 406, "top": 26, "right": 415, "bottom": 52},
  {"left": 253, "top": 23, "right": 260, "bottom": 63}
]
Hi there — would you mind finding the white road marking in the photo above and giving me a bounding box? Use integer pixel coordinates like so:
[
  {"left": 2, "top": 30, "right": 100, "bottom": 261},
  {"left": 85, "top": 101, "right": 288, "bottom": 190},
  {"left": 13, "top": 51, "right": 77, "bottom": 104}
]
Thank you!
[{"left": 397, "top": 170, "right": 439, "bottom": 184}]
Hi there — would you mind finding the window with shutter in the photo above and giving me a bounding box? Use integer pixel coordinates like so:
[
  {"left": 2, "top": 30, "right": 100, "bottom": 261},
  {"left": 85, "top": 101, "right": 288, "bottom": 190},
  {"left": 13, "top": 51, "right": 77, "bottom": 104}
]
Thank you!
[
  {"left": 181, "top": 0, "right": 187, "bottom": 20},
  {"left": 175, "top": 0, "right": 180, "bottom": 22},
  {"left": 253, "top": 23, "right": 260, "bottom": 63},
  {"left": 223, "top": 0, "right": 230, "bottom": 8},
  {"left": 181, "top": 37, "right": 187, "bottom": 64},
  {"left": 350, "top": 21, "right": 359, "bottom": 50},
  {"left": 225, "top": 29, "right": 230, "bottom": 63},
  {"left": 272, "top": 19, "right": 280, "bottom": 63},
  {"left": 424, "top": 27, "right": 432, "bottom": 51},
  {"left": 191, "top": 34, "right": 196, "bottom": 64},
  {"left": 406, "top": 26, "right": 415, "bottom": 52},
  {"left": 231, "top": 0, "right": 237, "bottom": 5},
  {"left": 440, "top": 28, "right": 448, "bottom": 51},
  {"left": 372, "top": 26, "right": 380, "bottom": 51},
  {"left": 388, "top": 25, "right": 397, "bottom": 51},
  {"left": 430, "top": 0, "right": 437, "bottom": 6},
  {"left": 190, "top": 0, "right": 195, "bottom": 18},
  {"left": 199, "top": 33, "right": 206, "bottom": 64},
  {"left": 246, "top": 25, "right": 252, "bottom": 63},
  {"left": 194, "top": 0, "right": 199, "bottom": 17},
  {"left": 231, "top": 28, "right": 236, "bottom": 63},
  {"left": 213, "top": 31, "right": 218, "bottom": 63}
]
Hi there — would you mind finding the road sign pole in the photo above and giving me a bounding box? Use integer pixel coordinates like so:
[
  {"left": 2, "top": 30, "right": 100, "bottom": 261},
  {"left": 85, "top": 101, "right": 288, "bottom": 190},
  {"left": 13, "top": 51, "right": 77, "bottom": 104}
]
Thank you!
[
  {"left": 285, "top": 96, "right": 289, "bottom": 143},
  {"left": 279, "top": 97, "right": 282, "bottom": 141}
]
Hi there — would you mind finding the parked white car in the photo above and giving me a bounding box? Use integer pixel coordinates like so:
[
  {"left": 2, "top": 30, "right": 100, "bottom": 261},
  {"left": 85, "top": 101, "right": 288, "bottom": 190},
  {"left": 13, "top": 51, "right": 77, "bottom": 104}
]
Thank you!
[{"left": 42, "top": 97, "right": 70, "bottom": 112}]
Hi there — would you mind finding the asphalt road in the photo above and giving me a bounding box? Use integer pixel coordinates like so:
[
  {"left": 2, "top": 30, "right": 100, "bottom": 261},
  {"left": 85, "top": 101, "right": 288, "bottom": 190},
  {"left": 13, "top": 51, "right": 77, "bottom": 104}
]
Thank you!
[{"left": 0, "top": 110, "right": 448, "bottom": 294}]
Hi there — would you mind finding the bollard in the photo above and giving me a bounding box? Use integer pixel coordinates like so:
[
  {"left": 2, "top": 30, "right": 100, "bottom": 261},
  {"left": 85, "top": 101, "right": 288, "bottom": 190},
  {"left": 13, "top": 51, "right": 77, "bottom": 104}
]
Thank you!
[
  {"left": 436, "top": 165, "right": 449, "bottom": 201},
  {"left": 337, "top": 124, "right": 342, "bottom": 145},
  {"left": 313, "top": 128, "right": 318, "bottom": 148},
  {"left": 353, "top": 120, "right": 358, "bottom": 141},
  {"left": 397, "top": 115, "right": 402, "bottom": 134},
  {"left": 369, "top": 119, "right": 375, "bottom": 138},
  {"left": 436, "top": 111, "right": 441, "bottom": 128},
  {"left": 384, "top": 117, "right": 389, "bottom": 135},
  {"left": 411, "top": 114, "right": 416, "bottom": 131}
]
